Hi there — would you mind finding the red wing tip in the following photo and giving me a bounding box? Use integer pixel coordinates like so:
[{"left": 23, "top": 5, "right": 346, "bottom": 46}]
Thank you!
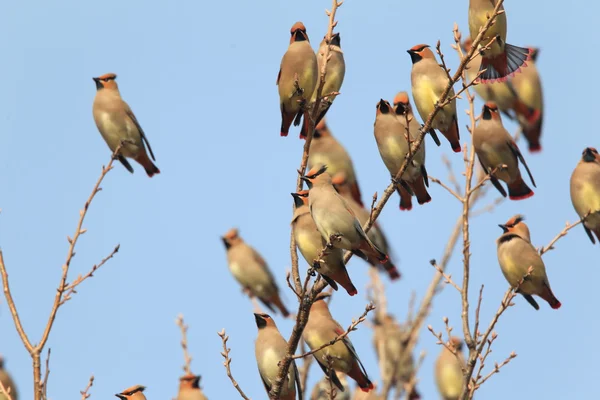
[
  {"left": 526, "top": 109, "right": 542, "bottom": 124},
  {"left": 378, "top": 255, "right": 390, "bottom": 264},
  {"left": 551, "top": 301, "right": 562, "bottom": 310},
  {"left": 509, "top": 191, "right": 534, "bottom": 201},
  {"left": 280, "top": 132, "right": 288, "bottom": 137}
]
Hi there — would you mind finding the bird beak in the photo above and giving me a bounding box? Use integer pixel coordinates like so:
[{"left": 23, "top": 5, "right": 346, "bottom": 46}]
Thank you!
[
  {"left": 377, "top": 99, "right": 390, "bottom": 114},
  {"left": 115, "top": 395, "right": 126, "bottom": 400},
  {"left": 300, "top": 176, "right": 313, "bottom": 188},
  {"left": 254, "top": 313, "right": 267, "bottom": 328},
  {"left": 221, "top": 237, "right": 231, "bottom": 249},
  {"left": 331, "top": 33, "right": 341, "bottom": 47},
  {"left": 291, "top": 192, "right": 304, "bottom": 208},
  {"left": 498, "top": 224, "right": 509, "bottom": 233}
]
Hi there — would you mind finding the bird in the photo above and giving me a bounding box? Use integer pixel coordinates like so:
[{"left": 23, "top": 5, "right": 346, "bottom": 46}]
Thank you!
[
  {"left": 310, "top": 371, "right": 351, "bottom": 400},
  {"left": 570, "top": 147, "right": 600, "bottom": 244},
  {"left": 496, "top": 215, "right": 561, "bottom": 310},
  {"left": 92, "top": 73, "right": 160, "bottom": 177},
  {"left": 291, "top": 190, "right": 358, "bottom": 295},
  {"left": 301, "top": 165, "right": 389, "bottom": 264},
  {"left": 300, "top": 32, "right": 346, "bottom": 138},
  {"left": 303, "top": 293, "right": 374, "bottom": 392},
  {"left": 277, "top": 22, "right": 318, "bottom": 138},
  {"left": 308, "top": 118, "right": 363, "bottom": 206},
  {"left": 254, "top": 313, "right": 302, "bottom": 400},
  {"left": 408, "top": 44, "right": 461, "bottom": 152},
  {"left": 374, "top": 97, "right": 431, "bottom": 211},
  {"left": 473, "top": 102, "right": 536, "bottom": 200},
  {"left": 468, "top": 0, "right": 531, "bottom": 83},
  {"left": 0, "top": 356, "right": 18, "bottom": 400},
  {"left": 463, "top": 39, "right": 543, "bottom": 152},
  {"left": 331, "top": 173, "right": 401, "bottom": 280},
  {"left": 177, "top": 374, "right": 208, "bottom": 400},
  {"left": 352, "top": 388, "right": 384, "bottom": 400},
  {"left": 372, "top": 314, "right": 420, "bottom": 399},
  {"left": 221, "top": 229, "right": 289, "bottom": 317},
  {"left": 115, "top": 385, "right": 147, "bottom": 400},
  {"left": 434, "top": 337, "right": 466, "bottom": 400}
]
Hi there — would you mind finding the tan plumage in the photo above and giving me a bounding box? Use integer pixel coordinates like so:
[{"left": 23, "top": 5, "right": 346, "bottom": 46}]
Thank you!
[
  {"left": 92, "top": 73, "right": 160, "bottom": 177},
  {"left": 277, "top": 22, "right": 318, "bottom": 138},
  {"left": 0, "top": 357, "right": 18, "bottom": 400},
  {"left": 434, "top": 337, "right": 466, "bottom": 400},
  {"left": 115, "top": 385, "right": 147, "bottom": 400},
  {"left": 310, "top": 371, "right": 351, "bottom": 400},
  {"left": 308, "top": 119, "right": 363, "bottom": 206},
  {"left": 464, "top": 39, "right": 543, "bottom": 152},
  {"left": 352, "top": 389, "right": 384, "bottom": 400},
  {"left": 468, "top": 0, "right": 530, "bottom": 83},
  {"left": 496, "top": 215, "right": 561, "bottom": 310},
  {"left": 473, "top": 102, "right": 536, "bottom": 200},
  {"left": 302, "top": 166, "right": 388, "bottom": 264},
  {"left": 374, "top": 97, "right": 431, "bottom": 211},
  {"left": 291, "top": 190, "right": 358, "bottom": 295},
  {"left": 303, "top": 294, "right": 374, "bottom": 392},
  {"left": 372, "top": 315, "right": 420, "bottom": 399},
  {"left": 331, "top": 174, "right": 401, "bottom": 281},
  {"left": 177, "top": 374, "right": 207, "bottom": 400},
  {"left": 570, "top": 147, "right": 600, "bottom": 245},
  {"left": 222, "top": 229, "right": 289, "bottom": 317},
  {"left": 408, "top": 45, "right": 461, "bottom": 152},
  {"left": 254, "top": 313, "right": 302, "bottom": 400}
]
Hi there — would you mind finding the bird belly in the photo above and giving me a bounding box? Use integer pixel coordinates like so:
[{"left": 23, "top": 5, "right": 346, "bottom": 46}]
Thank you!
[
  {"left": 310, "top": 336, "right": 352, "bottom": 373},
  {"left": 439, "top": 364, "right": 463, "bottom": 397},
  {"left": 380, "top": 136, "right": 408, "bottom": 178},
  {"left": 296, "top": 230, "right": 321, "bottom": 265},
  {"left": 413, "top": 80, "right": 437, "bottom": 124},
  {"left": 95, "top": 113, "right": 141, "bottom": 157}
]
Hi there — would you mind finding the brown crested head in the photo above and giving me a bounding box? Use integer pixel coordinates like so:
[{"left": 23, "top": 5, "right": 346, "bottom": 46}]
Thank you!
[
  {"left": 290, "top": 21, "right": 309, "bottom": 43},
  {"left": 221, "top": 228, "right": 241, "bottom": 249},
  {"left": 310, "top": 292, "right": 332, "bottom": 311},
  {"left": 393, "top": 92, "right": 413, "bottom": 116},
  {"left": 179, "top": 374, "right": 201, "bottom": 389},
  {"left": 582, "top": 147, "right": 599, "bottom": 163},
  {"left": 482, "top": 102, "right": 501, "bottom": 121},
  {"left": 529, "top": 47, "right": 540, "bottom": 62},
  {"left": 462, "top": 38, "right": 473, "bottom": 52},
  {"left": 449, "top": 337, "right": 463, "bottom": 352},
  {"left": 314, "top": 118, "right": 330, "bottom": 138},
  {"left": 115, "top": 385, "right": 146, "bottom": 399},
  {"left": 93, "top": 72, "right": 118, "bottom": 91},
  {"left": 376, "top": 99, "right": 392, "bottom": 116},
  {"left": 393, "top": 91, "right": 410, "bottom": 107},
  {"left": 254, "top": 313, "right": 276, "bottom": 329},
  {"left": 301, "top": 165, "right": 329, "bottom": 188},
  {"left": 407, "top": 44, "right": 433, "bottom": 64},
  {"left": 330, "top": 32, "right": 341, "bottom": 47},
  {"left": 291, "top": 190, "right": 310, "bottom": 208},
  {"left": 498, "top": 214, "right": 530, "bottom": 241}
]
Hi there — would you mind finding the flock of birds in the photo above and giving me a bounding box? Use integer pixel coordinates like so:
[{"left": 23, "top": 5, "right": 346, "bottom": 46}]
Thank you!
[{"left": 1, "top": 1, "right": 599, "bottom": 400}]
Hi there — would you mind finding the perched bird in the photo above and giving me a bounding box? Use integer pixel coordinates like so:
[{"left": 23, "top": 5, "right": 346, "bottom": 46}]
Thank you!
[
  {"left": 463, "top": 39, "right": 543, "bottom": 152},
  {"left": 308, "top": 118, "right": 363, "bottom": 206},
  {"left": 374, "top": 97, "right": 431, "bottom": 211},
  {"left": 221, "top": 229, "right": 289, "bottom": 317},
  {"left": 331, "top": 173, "right": 401, "bottom": 280},
  {"left": 177, "top": 374, "right": 208, "bottom": 400},
  {"left": 115, "top": 385, "right": 147, "bottom": 400},
  {"left": 408, "top": 44, "right": 460, "bottom": 152},
  {"left": 277, "top": 22, "right": 318, "bottom": 138},
  {"left": 92, "top": 73, "right": 160, "bottom": 177},
  {"left": 434, "top": 337, "right": 466, "bottom": 400},
  {"left": 468, "top": 0, "right": 531, "bottom": 83},
  {"left": 254, "top": 313, "right": 302, "bottom": 400},
  {"left": 303, "top": 293, "right": 374, "bottom": 392},
  {"left": 0, "top": 356, "right": 18, "bottom": 400},
  {"left": 302, "top": 166, "right": 388, "bottom": 264},
  {"left": 473, "top": 102, "right": 536, "bottom": 200},
  {"left": 300, "top": 32, "right": 346, "bottom": 138},
  {"left": 570, "top": 147, "right": 600, "bottom": 244},
  {"left": 497, "top": 215, "right": 561, "bottom": 310},
  {"left": 372, "top": 315, "right": 420, "bottom": 399},
  {"left": 291, "top": 190, "right": 358, "bottom": 295},
  {"left": 310, "top": 371, "right": 351, "bottom": 400}
]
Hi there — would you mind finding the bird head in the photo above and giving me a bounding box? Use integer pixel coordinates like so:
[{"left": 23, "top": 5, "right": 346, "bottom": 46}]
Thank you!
[
  {"left": 254, "top": 313, "right": 275, "bottom": 329},
  {"left": 221, "top": 228, "right": 240, "bottom": 249},
  {"left": 93, "top": 73, "right": 118, "bottom": 91},
  {"left": 115, "top": 385, "right": 146, "bottom": 400},
  {"left": 179, "top": 374, "right": 201, "bottom": 389},
  {"left": 301, "top": 165, "right": 329, "bottom": 188},
  {"left": 290, "top": 22, "right": 309, "bottom": 43},
  {"left": 291, "top": 190, "right": 309, "bottom": 208},
  {"left": 498, "top": 214, "right": 530, "bottom": 241},
  {"left": 376, "top": 99, "right": 392, "bottom": 116},
  {"left": 582, "top": 147, "right": 599, "bottom": 163},
  {"left": 482, "top": 102, "right": 501, "bottom": 121},
  {"left": 314, "top": 118, "right": 329, "bottom": 138},
  {"left": 407, "top": 44, "right": 433, "bottom": 64}
]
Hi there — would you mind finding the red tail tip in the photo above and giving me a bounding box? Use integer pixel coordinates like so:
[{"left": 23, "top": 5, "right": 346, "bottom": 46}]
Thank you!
[
  {"left": 280, "top": 131, "right": 288, "bottom": 137},
  {"left": 551, "top": 301, "right": 562, "bottom": 310},
  {"left": 147, "top": 168, "right": 160, "bottom": 177},
  {"left": 348, "top": 288, "right": 358, "bottom": 296},
  {"left": 389, "top": 270, "right": 401, "bottom": 280},
  {"left": 299, "top": 133, "right": 307, "bottom": 139},
  {"left": 452, "top": 144, "right": 462, "bottom": 153},
  {"left": 359, "top": 382, "right": 375, "bottom": 392},
  {"left": 400, "top": 205, "right": 413, "bottom": 211},
  {"left": 528, "top": 144, "right": 542, "bottom": 153},
  {"left": 509, "top": 190, "right": 534, "bottom": 201},
  {"left": 526, "top": 109, "right": 541, "bottom": 124}
]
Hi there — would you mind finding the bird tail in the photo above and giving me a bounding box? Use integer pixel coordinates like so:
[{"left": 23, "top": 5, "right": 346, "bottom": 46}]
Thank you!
[
  {"left": 512, "top": 99, "right": 540, "bottom": 126},
  {"left": 329, "top": 264, "right": 358, "bottom": 296},
  {"left": 507, "top": 176, "right": 534, "bottom": 200},
  {"left": 270, "top": 294, "right": 290, "bottom": 317},
  {"left": 479, "top": 44, "right": 531, "bottom": 83},
  {"left": 522, "top": 117, "right": 543, "bottom": 153},
  {"left": 380, "top": 261, "right": 401, "bottom": 281},
  {"left": 409, "top": 387, "right": 421, "bottom": 400},
  {"left": 298, "top": 110, "right": 309, "bottom": 139},
  {"left": 135, "top": 152, "right": 160, "bottom": 177},
  {"left": 348, "top": 360, "right": 374, "bottom": 392},
  {"left": 396, "top": 185, "right": 413, "bottom": 211},
  {"left": 409, "top": 178, "right": 432, "bottom": 206},
  {"left": 358, "top": 239, "right": 388, "bottom": 265},
  {"left": 280, "top": 105, "right": 295, "bottom": 137},
  {"left": 540, "top": 284, "right": 561, "bottom": 310},
  {"left": 441, "top": 116, "right": 461, "bottom": 153}
]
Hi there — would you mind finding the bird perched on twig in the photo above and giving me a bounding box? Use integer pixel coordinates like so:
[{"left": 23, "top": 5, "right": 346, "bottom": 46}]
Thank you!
[{"left": 570, "top": 147, "right": 600, "bottom": 245}]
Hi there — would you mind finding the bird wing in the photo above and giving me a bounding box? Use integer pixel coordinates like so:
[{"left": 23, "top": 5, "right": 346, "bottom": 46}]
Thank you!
[
  {"left": 334, "top": 325, "right": 370, "bottom": 382},
  {"left": 507, "top": 140, "right": 536, "bottom": 187},
  {"left": 251, "top": 247, "right": 279, "bottom": 289},
  {"left": 124, "top": 102, "right": 157, "bottom": 161}
]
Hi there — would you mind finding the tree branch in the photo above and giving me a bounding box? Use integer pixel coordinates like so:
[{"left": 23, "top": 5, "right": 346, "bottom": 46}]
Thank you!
[{"left": 218, "top": 329, "right": 251, "bottom": 400}]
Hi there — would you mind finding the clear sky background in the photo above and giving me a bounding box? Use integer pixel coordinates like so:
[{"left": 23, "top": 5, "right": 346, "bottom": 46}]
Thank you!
[{"left": 0, "top": 1, "right": 596, "bottom": 399}]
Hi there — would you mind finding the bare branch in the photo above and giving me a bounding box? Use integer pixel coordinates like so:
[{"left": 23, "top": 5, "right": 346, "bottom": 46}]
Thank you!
[
  {"left": 539, "top": 218, "right": 585, "bottom": 256},
  {"left": 79, "top": 375, "right": 94, "bottom": 400},
  {"left": 176, "top": 314, "right": 193, "bottom": 375},
  {"left": 218, "top": 329, "right": 251, "bottom": 400}
]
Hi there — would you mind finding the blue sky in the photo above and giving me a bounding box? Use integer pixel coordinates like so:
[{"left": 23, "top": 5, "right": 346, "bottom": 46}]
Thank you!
[{"left": 0, "top": 1, "right": 596, "bottom": 399}]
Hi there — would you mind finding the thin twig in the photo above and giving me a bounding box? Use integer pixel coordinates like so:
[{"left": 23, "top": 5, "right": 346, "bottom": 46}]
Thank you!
[
  {"left": 218, "top": 329, "right": 251, "bottom": 400},
  {"left": 80, "top": 375, "right": 94, "bottom": 400},
  {"left": 41, "top": 348, "right": 51, "bottom": 400},
  {"left": 429, "top": 176, "right": 464, "bottom": 202},
  {"left": 176, "top": 314, "right": 193, "bottom": 375},
  {"left": 539, "top": 218, "right": 584, "bottom": 255}
]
